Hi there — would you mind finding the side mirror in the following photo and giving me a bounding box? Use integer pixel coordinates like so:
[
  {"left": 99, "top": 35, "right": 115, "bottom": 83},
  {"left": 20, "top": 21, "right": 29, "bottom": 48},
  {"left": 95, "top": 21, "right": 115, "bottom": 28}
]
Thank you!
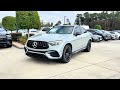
[
  {"left": 74, "top": 32, "right": 81, "bottom": 36},
  {"left": 84, "top": 30, "right": 87, "bottom": 33}
]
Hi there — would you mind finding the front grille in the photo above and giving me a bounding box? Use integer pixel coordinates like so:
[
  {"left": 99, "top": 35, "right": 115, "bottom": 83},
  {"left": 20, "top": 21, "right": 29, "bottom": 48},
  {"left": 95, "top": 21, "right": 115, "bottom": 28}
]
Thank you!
[
  {"left": 27, "top": 40, "right": 49, "bottom": 49},
  {"left": 0, "top": 38, "right": 6, "bottom": 42},
  {"left": 0, "top": 35, "right": 6, "bottom": 38}
]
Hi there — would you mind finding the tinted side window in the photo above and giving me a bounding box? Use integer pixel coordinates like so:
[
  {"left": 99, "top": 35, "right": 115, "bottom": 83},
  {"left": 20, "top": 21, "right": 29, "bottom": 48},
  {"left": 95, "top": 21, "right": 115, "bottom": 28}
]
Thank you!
[
  {"left": 80, "top": 27, "right": 86, "bottom": 33},
  {"left": 74, "top": 26, "right": 82, "bottom": 35}
]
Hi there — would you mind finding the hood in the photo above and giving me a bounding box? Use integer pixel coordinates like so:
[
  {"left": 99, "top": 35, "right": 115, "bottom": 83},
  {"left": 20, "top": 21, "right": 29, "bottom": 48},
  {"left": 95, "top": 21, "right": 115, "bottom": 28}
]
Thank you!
[
  {"left": 92, "top": 34, "right": 101, "bottom": 38},
  {"left": 28, "top": 33, "right": 71, "bottom": 42}
]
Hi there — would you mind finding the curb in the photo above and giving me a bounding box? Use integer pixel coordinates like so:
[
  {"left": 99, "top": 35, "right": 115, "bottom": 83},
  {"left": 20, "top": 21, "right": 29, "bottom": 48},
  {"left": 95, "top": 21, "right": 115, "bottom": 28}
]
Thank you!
[{"left": 12, "top": 43, "right": 24, "bottom": 49}]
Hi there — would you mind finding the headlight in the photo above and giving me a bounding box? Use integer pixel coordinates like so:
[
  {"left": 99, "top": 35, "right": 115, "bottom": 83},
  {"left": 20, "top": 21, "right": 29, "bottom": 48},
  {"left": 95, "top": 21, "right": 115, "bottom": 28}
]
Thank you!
[{"left": 49, "top": 40, "right": 63, "bottom": 46}]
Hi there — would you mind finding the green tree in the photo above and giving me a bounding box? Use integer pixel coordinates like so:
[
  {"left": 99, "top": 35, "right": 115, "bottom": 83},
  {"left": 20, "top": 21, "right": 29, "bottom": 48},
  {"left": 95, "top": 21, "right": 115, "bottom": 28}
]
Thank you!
[
  {"left": 94, "top": 25, "right": 102, "bottom": 30},
  {"left": 55, "top": 21, "right": 61, "bottom": 26},
  {"left": 50, "top": 22, "right": 53, "bottom": 27},
  {"left": 45, "top": 22, "right": 51, "bottom": 27},
  {"left": 41, "top": 20, "right": 44, "bottom": 27},
  {"left": 16, "top": 11, "right": 40, "bottom": 38},
  {"left": 66, "top": 18, "right": 71, "bottom": 25},
  {"left": 83, "top": 12, "right": 90, "bottom": 25},
  {"left": 2, "top": 16, "right": 16, "bottom": 32},
  {"left": 76, "top": 11, "right": 120, "bottom": 30},
  {"left": 74, "top": 14, "right": 82, "bottom": 25}
]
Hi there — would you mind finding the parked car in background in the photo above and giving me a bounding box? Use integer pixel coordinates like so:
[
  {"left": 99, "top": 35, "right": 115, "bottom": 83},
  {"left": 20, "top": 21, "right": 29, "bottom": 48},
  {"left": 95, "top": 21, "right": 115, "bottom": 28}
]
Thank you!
[
  {"left": 24, "top": 25, "right": 92, "bottom": 63},
  {"left": 101, "top": 30, "right": 112, "bottom": 40},
  {"left": 113, "top": 30, "right": 120, "bottom": 34},
  {"left": 0, "top": 29, "right": 12, "bottom": 47},
  {"left": 18, "top": 29, "right": 38, "bottom": 36},
  {"left": 87, "top": 29, "right": 110, "bottom": 41},
  {"left": 109, "top": 31, "right": 118, "bottom": 40},
  {"left": 29, "top": 29, "right": 38, "bottom": 35},
  {"left": 87, "top": 30, "right": 102, "bottom": 42},
  {"left": 112, "top": 31, "right": 120, "bottom": 40},
  {"left": 18, "top": 29, "right": 27, "bottom": 36},
  {"left": 39, "top": 27, "right": 52, "bottom": 34}
]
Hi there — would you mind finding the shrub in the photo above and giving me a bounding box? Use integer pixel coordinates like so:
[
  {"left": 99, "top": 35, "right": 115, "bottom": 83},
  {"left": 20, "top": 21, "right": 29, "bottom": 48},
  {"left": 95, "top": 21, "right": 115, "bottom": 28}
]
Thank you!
[
  {"left": 94, "top": 25, "right": 102, "bottom": 30},
  {"left": 17, "top": 36, "right": 27, "bottom": 45},
  {"left": 11, "top": 33, "right": 22, "bottom": 41}
]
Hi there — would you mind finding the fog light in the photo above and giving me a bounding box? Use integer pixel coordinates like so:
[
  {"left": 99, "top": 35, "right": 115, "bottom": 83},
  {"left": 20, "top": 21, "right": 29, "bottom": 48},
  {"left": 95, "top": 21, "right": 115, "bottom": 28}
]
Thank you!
[{"left": 47, "top": 51, "right": 59, "bottom": 57}]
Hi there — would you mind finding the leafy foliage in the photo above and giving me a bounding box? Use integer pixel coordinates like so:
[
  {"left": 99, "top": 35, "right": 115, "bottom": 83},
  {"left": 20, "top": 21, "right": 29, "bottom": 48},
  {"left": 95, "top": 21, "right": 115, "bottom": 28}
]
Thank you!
[
  {"left": 11, "top": 33, "right": 22, "bottom": 41},
  {"left": 55, "top": 21, "right": 61, "bottom": 26},
  {"left": 50, "top": 22, "right": 53, "bottom": 26},
  {"left": 16, "top": 11, "right": 40, "bottom": 38},
  {"left": 41, "top": 21, "right": 53, "bottom": 27},
  {"left": 17, "top": 36, "right": 27, "bottom": 45},
  {"left": 16, "top": 11, "right": 40, "bottom": 30},
  {"left": 75, "top": 11, "right": 120, "bottom": 30},
  {"left": 66, "top": 18, "right": 71, "bottom": 25},
  {"left": 74, "top": 14, "right": 83, "bottom": 25},
  {"left": 94, "top": 25, "right": 102, "bottom": 30},
  {"left": 0, "top": 22, "right": 2, "bottom": 28},
  {"left": 2, "top": 16, "right": 16, "bottom": 32}
]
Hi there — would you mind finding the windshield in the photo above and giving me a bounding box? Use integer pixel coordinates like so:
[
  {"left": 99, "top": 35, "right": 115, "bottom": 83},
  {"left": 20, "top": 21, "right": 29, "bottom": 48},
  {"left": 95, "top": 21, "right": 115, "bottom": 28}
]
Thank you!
[
  {"left": 95, "top": 30, "right": 103, "bottom": 34},
  {"left": 47, "top": 26, "right": 74, "bottom": 34},
  {"left": 110, "top": 32, "right": 115, "bottom": 34},
  {"left": 87, "top": 30, "right": 96, "bottom": 35}
]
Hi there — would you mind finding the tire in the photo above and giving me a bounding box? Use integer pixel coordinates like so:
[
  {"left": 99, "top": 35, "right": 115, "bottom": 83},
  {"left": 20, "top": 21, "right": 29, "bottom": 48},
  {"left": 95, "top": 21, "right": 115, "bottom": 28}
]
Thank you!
[
  {"left": 7, "top": 41, "right": 12, "bottom": 48},
  {"left": 84, "top": 40, "right": 91, "bottom": 52},
  {"left": 97, "top": 38, "right": 100, "bottom": 42},
  {"left": 7, "top": 45, "right": 12, "bottom": 47},
  {"left": 60, "top": 45, "right": 72, "bottom": 63},
  {"left": 92, "top": 38, "right": 94, "bottom": 42},
  {"left": 103, "top": 37, "right": 108, "bottom": 41},
  {"left": 119, "top": 37, "right": 120, "bottom": 40}
]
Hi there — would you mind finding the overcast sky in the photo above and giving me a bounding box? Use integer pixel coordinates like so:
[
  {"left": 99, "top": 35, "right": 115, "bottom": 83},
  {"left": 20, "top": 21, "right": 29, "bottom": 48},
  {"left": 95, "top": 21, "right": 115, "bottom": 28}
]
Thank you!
[{"left": 0, "top": 11, "right": 102, "bottom": 25}]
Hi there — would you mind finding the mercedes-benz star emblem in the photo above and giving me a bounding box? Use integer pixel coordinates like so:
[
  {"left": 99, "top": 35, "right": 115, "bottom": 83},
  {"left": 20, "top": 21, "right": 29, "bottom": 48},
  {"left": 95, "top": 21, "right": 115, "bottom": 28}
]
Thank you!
[{"left": 32, "top": 42, "right": 38, "bottom": 48}]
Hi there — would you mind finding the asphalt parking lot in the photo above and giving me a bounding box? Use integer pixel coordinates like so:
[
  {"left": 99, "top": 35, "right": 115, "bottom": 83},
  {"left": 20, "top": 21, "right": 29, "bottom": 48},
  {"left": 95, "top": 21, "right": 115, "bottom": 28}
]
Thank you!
[{"left": 0, "top": 40, "right": 120, "bottom": 79}]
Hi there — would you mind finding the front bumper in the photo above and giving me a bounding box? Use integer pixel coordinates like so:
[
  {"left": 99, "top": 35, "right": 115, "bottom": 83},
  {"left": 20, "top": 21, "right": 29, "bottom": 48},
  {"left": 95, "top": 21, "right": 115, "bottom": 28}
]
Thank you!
[
  {"left": 0, "top": 39, "right": 12, "bottom": 46},
  {"left": 111, "top": 36, "right": 116, "bottom": 40},
  {"left": 24, "top": 45, "right": 63, "bottom": 59},
  {"left": 103, "top": 36, "right": 111, "bottom": 40},
  {"left": 92, "top": 38, "right": 99, "bottom": 42},
  {"left": 92, "top": 37, "right": 102, "bottom": 42}
]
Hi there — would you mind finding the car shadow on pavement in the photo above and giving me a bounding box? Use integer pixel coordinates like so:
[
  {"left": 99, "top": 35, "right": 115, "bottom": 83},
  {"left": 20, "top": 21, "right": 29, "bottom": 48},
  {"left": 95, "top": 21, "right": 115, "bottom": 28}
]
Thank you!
[
  {"left": 25, "top": 50, "right": 87, "bottom": 64},
  {"left": 72, "top": 50, "right": 85, "bottom": 59},
  {"left": 0, "top": 46, "right": 11, "bottom": 49},
  {"left": 25, "top": 56, "right": 61, "bottom": 65}
]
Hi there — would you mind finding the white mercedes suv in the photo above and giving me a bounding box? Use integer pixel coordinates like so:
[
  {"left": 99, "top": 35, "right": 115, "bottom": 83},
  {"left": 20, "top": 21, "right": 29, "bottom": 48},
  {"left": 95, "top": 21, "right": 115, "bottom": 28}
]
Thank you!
[{"left": 24, "top": 25, "right": 92, "bottom": 63}]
